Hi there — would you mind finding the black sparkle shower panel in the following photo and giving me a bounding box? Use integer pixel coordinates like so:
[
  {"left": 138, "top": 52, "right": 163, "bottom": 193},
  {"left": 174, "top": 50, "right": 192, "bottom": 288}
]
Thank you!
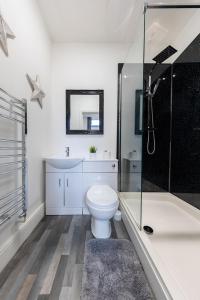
[
  {"left": 142, "top": 64, "right": 171, "bottom": 192},
  {"left": 142, "top": 33, "right": 200, "bottom": 209},
  {"left": 171, "top": 62, "right": 200, "bottom": 209}
]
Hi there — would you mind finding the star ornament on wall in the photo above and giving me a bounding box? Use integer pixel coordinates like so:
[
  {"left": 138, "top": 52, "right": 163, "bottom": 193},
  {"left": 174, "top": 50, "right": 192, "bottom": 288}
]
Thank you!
[
  {"left": 26, "top": 74, "right": 46, "bottom": 109},
  {"left": 0, "top": 13, "right": 15, "bottom": 56}
]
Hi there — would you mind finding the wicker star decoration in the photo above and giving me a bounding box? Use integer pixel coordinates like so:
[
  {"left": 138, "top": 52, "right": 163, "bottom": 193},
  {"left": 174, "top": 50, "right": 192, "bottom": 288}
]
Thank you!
[
  {"left": 0, "top": 13, "right": 15, "bottom": 56},
  {"left": 26, "top": 74, "right": 46, "bottom": 109}
]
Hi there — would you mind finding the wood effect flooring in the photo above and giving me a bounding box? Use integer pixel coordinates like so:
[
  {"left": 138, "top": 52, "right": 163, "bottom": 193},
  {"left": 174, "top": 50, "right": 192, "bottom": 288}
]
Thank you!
[{"left": 0, "top": 215, "right": 130, "bottom": 300}]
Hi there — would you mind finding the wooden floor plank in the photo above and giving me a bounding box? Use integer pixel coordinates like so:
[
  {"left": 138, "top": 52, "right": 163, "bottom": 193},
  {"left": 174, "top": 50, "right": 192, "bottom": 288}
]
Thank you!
[
  {"left": 63, "top": 215, "right": 73, "bottom": 233},
  {"left": 62, "top": 216, "right": 79, "bottom": 255},
  {"left": 59, "top": 287, "right": 72, "bottom": 300},
  {"left": 48, "top": 255, "right": 68, "bottom": 300},
  {"left": 76, "top": 216, "right": 90, "bottom": 264},
  {"left": 111, "top": 219, "right": 118, "bottom": 238},
  {"left": 40, "top": 233, "right": 68, "bottom": 294},
  {"left": 70, "top": 264, "right": 83, "bottom": 300},
  {"left": 37, "top": 295, "right": 49, "bottom": 300},
  {"left": 62, "top": 226, "right": 81, "bottom": 287},
  {"left": 16, "top": 274, "right": 37, "bottom": 300},
  {"left": 114, "top": 219, "right": 130, "bottom": 240}
]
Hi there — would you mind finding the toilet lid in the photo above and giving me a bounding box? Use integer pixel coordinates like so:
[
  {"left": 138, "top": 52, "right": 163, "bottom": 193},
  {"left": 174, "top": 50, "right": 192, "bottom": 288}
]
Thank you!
[{"left": 87, "top": 185, "right": 118, "bottom": 209}]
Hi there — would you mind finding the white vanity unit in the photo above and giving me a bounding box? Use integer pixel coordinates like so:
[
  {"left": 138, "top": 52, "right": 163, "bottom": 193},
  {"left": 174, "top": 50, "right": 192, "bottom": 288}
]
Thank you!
[{"left": 45, "top": 157, "right": 118, "bottom": 215}]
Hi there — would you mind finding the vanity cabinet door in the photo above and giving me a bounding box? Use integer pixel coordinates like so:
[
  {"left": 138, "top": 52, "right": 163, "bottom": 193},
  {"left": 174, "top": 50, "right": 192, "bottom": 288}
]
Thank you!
[
  {"left": 46, "top": 173, "right": 65, "bottom": 215},
  {"left": 64, "top": 173, "right": 83, "bottom": 208}
]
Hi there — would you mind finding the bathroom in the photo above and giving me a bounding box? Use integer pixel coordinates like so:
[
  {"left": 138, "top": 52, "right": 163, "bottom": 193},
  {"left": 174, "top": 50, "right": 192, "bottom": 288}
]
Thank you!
[{"left": 0, "top": 0, "right": 200, "bottom": 299}]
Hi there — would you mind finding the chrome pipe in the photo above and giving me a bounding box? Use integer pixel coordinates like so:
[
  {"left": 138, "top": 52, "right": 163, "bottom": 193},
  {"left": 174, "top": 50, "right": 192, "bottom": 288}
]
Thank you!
[
  {"left": 0, "top": 147, "right": 25, "bottom": 150},
  {"left": 0, "top": 138, "right": 24, "bottom": 143},
  {"left": 0, "top": 161, "right": 25, "bottom": 167},
  {"left": 0, "top": 186, "right": 24, "bottom": 201},
  {"left": 0, "top": 154, "right": 24, "bottom": 158}
]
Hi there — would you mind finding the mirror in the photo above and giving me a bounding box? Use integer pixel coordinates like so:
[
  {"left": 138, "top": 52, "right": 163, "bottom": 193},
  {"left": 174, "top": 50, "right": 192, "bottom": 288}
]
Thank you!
[{"left": 66, "top": 90, "right": 104, "bottom": 134}]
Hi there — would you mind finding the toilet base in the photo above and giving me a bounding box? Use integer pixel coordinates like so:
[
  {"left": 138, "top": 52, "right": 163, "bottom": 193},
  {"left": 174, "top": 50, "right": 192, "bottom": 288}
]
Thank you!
[{"left": 91, "top": 217, "right": 111, "bottom": 239}]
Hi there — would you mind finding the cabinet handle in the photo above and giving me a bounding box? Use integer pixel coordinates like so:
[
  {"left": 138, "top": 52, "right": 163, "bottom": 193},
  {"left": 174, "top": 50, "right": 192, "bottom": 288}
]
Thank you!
[
  {"left": 112, "top": 164, "right": 116, "bottom": 168},
  {"left": 59, "top": 178, "right": 61, "bottom": 187},
  {"left": 64, "top": 178, "right": 69, "bottom": 207}
]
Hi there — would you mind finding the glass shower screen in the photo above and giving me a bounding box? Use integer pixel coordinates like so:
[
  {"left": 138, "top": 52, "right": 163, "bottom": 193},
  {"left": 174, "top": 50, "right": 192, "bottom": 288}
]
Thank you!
[{"left": 118, "top": 6, "right": 144, "bottom": 229}]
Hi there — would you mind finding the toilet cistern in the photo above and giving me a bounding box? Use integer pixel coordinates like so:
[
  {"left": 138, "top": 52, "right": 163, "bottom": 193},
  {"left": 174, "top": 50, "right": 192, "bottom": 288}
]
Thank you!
[{"left": 65, "top": 146, "right": 70, "bottom": 157}]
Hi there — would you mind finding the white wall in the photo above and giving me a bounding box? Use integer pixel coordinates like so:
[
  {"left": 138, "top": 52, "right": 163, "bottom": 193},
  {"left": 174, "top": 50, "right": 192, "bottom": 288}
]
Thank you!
[
  {"left": 0, "top": 0, "right": 51, "bottom": 271},
  {"left": 48, "top": 43, "right": 129, "bottom": 158}
]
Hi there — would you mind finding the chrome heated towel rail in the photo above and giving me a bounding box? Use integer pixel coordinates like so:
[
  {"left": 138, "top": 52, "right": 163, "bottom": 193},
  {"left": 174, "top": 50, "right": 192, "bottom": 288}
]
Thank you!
[{"left": 0, "top": 88, "right": 26, "bottom": 226}]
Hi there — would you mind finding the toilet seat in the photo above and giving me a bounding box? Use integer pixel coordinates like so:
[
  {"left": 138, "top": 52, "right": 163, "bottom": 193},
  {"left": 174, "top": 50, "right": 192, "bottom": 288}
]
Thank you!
[
  {"left": 86, "top": 184, "right": 119, "bottom": 238},
  {"left": 87, "top": 185, "right": 118, "bottom": 210}
]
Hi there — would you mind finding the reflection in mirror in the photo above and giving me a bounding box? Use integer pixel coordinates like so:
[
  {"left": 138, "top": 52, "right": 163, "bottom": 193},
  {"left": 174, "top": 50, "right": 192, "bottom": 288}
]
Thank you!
[
  {"left": 66, "top": 90, "right": 104, "bottom": 134},
  {"left": 70, "top": 95, "right": 99, "bottom": 130}
]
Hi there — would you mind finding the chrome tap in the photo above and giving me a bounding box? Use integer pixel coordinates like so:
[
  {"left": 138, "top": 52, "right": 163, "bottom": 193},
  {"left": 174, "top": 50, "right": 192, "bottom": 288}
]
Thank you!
[{"left": 65, "top": 146, "right": 70, "bottom": 157}]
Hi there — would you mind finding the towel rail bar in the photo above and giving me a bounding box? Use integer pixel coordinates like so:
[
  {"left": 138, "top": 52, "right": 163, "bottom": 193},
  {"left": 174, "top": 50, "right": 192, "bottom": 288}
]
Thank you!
[
  {"left": 0, "top": 147, "right": 25, "bottom": 151},
  {"left": 0, "top": 198, "right": 25, "bottom": 216},
  {"left": 0, "top": 88, "right": 26, "bottom": 226},
  {"left": 0, "top": 96, "right": 26, "bottom": 112},
  {"left": 0, "top": 186, "right": 24, "bottom": 201},
  {"left": 0, "top": 88, "right": 25, "bottom": 105},
  {"left": 0, "top": 205, "right": 24, "bottom": 226},
  {"left": 0, "top": 101, "right": 25, "bottom": 119},
  {"left": 0, "top": 112, "right": 25, "bottom": 124},
  {"left": 0, "top": 193, "right": 24, "bottom": 210},
  {"left": 0, "top": 154, "right": 24, "bottom": 158},
  {"left": 0, "top": 138, "right": 24, "bottom": 143},
  {"left": 0, "top": 167, "right": 25, "bottom": 176},
  {"left": 0, "top": 161, "right": 25, "bottom": 167}
]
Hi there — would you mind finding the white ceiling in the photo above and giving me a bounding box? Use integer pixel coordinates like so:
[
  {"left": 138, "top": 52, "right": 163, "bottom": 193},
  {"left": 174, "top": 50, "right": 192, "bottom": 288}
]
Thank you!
[
  {"left": 37, "top": 0, "right": 200, "bottom": 44},
  {"left": 37, "top": 0, "right": 143, "bottom": 43}
]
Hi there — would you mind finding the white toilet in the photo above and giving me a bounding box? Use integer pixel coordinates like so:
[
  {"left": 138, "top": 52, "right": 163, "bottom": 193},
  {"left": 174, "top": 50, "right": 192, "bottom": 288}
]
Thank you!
[{"left": 86, "top": 185, "right": 119, "bottom": 239}]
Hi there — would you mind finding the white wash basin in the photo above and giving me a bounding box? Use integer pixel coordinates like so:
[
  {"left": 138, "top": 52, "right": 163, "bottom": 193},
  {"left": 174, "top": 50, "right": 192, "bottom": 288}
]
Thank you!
[{"left": 46, "top": 156, "right": 84, "bottom": 169}]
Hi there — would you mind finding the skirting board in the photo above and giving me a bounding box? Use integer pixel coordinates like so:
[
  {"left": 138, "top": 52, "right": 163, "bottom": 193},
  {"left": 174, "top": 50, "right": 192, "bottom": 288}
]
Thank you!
[
  {"left": 0, "top": 203, "right": 45, "bottom": 273},
  {"left": 120, "top": 205, "right": 172, "bottom": 300}
]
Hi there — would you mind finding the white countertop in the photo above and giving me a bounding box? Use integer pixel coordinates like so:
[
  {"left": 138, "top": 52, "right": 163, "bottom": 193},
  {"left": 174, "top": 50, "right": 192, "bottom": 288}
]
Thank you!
[
  {"left": 44, "top": 156, "right": 118, "bottom": 162},
  {"left": 84, "top": 158, "right": 118, "bottom": 162}
]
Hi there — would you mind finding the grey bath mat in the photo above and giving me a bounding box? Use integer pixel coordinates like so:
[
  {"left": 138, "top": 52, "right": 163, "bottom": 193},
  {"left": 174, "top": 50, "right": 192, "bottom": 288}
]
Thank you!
[{"left": 81, "top": 239, "right": 154, "bottom": 300}]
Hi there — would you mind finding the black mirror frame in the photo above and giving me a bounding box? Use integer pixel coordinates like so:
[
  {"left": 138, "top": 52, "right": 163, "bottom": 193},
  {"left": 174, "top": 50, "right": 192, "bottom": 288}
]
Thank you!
[{"left": 66, "top": 89, "right": 104, "bottom": 135}]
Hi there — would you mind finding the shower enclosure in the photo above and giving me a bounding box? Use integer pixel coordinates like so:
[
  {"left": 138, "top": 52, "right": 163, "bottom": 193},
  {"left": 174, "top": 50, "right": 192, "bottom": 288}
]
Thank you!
[
  {"left": 118, "top": 3, "right": 200, "bottom": 299},
  {"left": 117, "top": 2, "right": 144, "bottom": 228}
]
